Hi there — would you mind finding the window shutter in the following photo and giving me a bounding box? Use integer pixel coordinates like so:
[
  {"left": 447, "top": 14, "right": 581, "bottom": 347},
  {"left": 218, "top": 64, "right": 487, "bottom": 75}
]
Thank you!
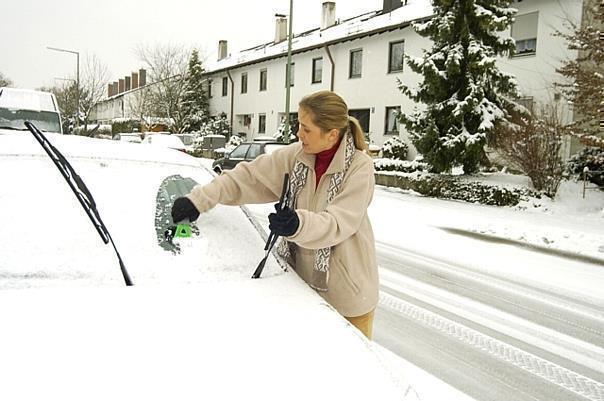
[{"left": 512, "top": 12, "right": 538, "bottom": 41}]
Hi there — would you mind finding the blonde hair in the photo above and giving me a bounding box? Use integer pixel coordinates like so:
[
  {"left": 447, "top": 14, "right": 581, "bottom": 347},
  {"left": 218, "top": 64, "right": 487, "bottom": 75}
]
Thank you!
[{"left": 299, "top": 90, "right": 367, "bottom": 151}]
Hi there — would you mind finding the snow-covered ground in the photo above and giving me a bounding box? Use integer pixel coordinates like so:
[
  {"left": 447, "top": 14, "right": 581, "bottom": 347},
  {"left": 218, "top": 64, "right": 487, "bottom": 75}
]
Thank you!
[
  {"left": 200, "top": 158, "right": 604, "bottom": 401},
  {"left": 372, "top": 175, "right": 604, "bottom": 269}
]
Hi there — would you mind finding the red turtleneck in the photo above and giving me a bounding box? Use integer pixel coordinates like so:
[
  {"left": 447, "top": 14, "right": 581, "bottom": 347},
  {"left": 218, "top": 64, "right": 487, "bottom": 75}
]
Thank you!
[{"left": 314, "top": 140, "right": 341, "bottom": 189}]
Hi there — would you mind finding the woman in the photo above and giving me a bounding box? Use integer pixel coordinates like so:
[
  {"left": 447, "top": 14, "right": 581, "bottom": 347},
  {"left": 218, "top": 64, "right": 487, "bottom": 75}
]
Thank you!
[{"left": 171, "top": 90, "right": 378, "bottom": 338}]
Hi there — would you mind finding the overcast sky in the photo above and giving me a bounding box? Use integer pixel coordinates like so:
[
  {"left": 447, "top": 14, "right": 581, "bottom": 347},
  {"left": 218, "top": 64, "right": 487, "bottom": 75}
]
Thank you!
[{"left": 1, "top": 0, "right": 383, "bottom": 90}]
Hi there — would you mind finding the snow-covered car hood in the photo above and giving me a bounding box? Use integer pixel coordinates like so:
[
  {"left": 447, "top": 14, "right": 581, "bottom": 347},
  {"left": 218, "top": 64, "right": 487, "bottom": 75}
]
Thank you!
[
  {"left": 0, "top": 281, "right": 403, "bottom": 400},
  {"left": 0, "top": 133, "right": 404, "bottom": 400}
]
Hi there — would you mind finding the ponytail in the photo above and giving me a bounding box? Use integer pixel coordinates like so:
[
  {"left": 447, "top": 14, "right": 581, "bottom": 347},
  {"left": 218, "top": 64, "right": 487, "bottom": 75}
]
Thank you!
[{"left": 347, "top": 116, "right": 368, "bottom": 152}]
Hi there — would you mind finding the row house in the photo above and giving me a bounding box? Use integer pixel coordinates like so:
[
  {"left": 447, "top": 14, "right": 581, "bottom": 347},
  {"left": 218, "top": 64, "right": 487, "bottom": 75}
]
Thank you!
[{"left": 204, "top": 0, "right": 585, "bottom": 158}]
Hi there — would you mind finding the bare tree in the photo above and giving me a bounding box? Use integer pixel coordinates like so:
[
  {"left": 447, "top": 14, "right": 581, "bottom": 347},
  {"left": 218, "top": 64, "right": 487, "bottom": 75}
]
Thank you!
[
  {"left": 51, "top": 82, "right": 81, "bottom": 134},
  {"left": 0, "top": 72, "right": 12, "bottom": 87},
  {"left": 79, "top": 54, "right": 110, "bottom": 129},
  {"left": 492, "top": 102, "right": 568, "bottom": 197},
  {"left": 45, "top": 54, "right": 109, "bottom": 134},
  {"left": 135, "top": 43, "right": 191, "bottom": 133},
  {"left": 555, "top": 0, "right": 603, "bottom": 146}
]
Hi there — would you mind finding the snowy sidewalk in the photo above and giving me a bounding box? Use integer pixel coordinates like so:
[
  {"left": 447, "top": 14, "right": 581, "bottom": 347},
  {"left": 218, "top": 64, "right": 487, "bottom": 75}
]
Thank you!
[{"left": 199, "top": 157, "right": 604, "bottom": 263}]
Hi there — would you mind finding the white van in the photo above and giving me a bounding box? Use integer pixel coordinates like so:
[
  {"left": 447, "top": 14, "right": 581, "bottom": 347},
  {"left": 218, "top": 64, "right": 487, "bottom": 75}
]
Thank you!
[{"left": 0, "top": 87, "right": 63, "bottom": 134}]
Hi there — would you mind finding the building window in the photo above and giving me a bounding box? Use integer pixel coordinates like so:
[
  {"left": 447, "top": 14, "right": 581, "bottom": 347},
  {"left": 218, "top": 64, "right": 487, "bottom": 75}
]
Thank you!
[
  {"left": 241, "top": 73, "right": 248, "bottom": 94},
  {"left": 349, "top": 49, "right": 363, "bottom": 78},
  {"left": 312, "top": 57, "right": 323, "bottom": 83},
  {"left": 208, "top": 80, "right": 212, "bottom": 98},
  {"left": 388, "top": 40, "right": 405, "bottom": 73},
  {"left": 222, "top": 77, "right": 228, "bottom": 96},
  {"left": 260, "top": 69, "right": 267, "bottom": 91},
  {"left": 285, "top": 63, "right": 295, "bottom": 87},
  {"left": 348, "top": 109, "right": 370, "bottom": 134},
  {"left": 258, "top": 114, "right": 266, "bottom": 133},
  {"left": 511, "top": 12, "right": 538, "bottom": 56},
  {"left": 385, "top": 106, "right": 401, "bottom": 135}
]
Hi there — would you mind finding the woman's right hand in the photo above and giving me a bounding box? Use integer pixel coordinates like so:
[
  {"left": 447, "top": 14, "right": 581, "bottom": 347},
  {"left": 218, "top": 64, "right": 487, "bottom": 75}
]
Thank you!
[{"left": 171, "top": 197, "right": 200, "bottom": 223}]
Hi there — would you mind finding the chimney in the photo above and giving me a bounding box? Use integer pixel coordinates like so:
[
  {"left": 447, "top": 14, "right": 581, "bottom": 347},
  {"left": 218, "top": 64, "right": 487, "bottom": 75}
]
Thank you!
[
  {"left": 274, "top": 15, "right": 287, "bottom": 43},
  {"left": 139, "top": 68, "right": 147, "bottom": 86},
  {"left": 218, "top": 40, "right": 228, "bottom": 61},
  {"left": 125, "top": 76, "right": 131, "bottom": 91},
  {"left": 118, "top": 79, "right": 125, "bottom": 93},
  {"left": 321, "top": 2, "right": 336, "bottom": 30},
  {"left": 383, "top": 0, "right": 403, "bottom": 13},
  {"left": 108, "top": 83, "right": 113, "bottom": 98},
  {"left": 132, "top": 71, "right": 139, "bottom": 89},
  {"left": 112, "top": 82, "right": 118, "bottom": 96}
]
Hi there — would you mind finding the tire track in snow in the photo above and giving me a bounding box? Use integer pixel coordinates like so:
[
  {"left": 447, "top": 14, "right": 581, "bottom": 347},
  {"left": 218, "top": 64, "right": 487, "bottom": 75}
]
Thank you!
[{"left": 379, "top": 291, "right": 604, "bottom": 401}]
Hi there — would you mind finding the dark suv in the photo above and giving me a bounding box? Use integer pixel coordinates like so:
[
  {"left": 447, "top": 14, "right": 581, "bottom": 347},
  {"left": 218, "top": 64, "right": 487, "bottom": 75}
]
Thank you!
[{"left": 212, "top": 142, "right": 286, "bottom": 173}]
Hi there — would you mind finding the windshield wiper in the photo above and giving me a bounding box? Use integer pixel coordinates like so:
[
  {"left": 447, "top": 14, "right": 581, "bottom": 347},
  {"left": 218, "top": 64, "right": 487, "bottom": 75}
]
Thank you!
[
  {"left": 0, "top": 126, "right": 28, "bottom": 131},
  {"left": 24, "top": 121, "right": 133, "bottom": 286}
]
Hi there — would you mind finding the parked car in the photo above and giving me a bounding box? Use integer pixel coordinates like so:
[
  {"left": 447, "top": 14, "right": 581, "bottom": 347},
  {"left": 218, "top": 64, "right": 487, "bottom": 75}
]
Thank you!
[
  {"left": 0, "top": 87, "right": 62, "bottom": 135},
  {"left": 142, "top": 132, "right": 187, "bottom": 152},
  {"left": 0, "top": 131, "right": 406, "bottom": 400},
  {"left": 212, "top": 141, "right": 286, "bottom": 173},
  {"left": 175, "top": 133, "right": 196, "bottom": 154}
]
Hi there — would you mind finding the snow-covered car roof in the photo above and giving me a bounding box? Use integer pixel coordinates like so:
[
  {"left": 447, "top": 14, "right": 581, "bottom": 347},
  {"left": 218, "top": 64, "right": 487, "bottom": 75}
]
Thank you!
[
  {"left": 0, "top": 87, "right": 59, "bottom": 113},
  {"left": 0, "top": 132, "right": 404, "bottom": 400}
]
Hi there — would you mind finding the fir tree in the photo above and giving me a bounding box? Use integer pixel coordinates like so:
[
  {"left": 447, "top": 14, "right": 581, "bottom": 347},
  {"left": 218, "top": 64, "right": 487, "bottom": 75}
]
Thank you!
[
  {"left": 555, "top": 0, "right": 604, "bottom": 148},
  {"left": 182, "top": 49, "right": 209, "bottom": 132},
  {"left": 274, "top": 116, "right": 299, "bottom": 143},
  {"left": 399, "top": 0, "right": 520, "bottom": 173}
]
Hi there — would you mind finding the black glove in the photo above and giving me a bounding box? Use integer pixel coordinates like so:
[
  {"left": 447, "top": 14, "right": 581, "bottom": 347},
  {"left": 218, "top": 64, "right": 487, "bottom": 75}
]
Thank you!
[
  {"left": 171, "top": 197, "right": 200, "bottom": 223},
  {"left": 268, "top": 206, "right": 299, "bottom": 237}
]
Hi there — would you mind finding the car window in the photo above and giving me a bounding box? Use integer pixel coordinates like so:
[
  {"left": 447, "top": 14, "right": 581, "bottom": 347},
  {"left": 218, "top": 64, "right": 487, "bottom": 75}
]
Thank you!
[
  {"left": 264, "top": 144, "right": 286, "bottom": 154},
  {"left": 229, "top": 144, "right": 250, "bottom": 158},
  {"left": 0, "top": 108, "right": 61, "bottom": 133},
  {"left": 177, "top": 135, "right": 194, "bottom": 146},
  {"left": 246, "top": 144, "right": 262, "bottom": 160}
]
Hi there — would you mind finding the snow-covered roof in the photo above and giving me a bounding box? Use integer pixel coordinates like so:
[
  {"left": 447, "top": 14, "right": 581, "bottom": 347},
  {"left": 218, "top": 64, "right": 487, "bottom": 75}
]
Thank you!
[
  {"left": 0, "top": 87, "right": 58, "bottom": 113},
  {"left": 205, "top": 0, "right": 433, "bottom": 74}
]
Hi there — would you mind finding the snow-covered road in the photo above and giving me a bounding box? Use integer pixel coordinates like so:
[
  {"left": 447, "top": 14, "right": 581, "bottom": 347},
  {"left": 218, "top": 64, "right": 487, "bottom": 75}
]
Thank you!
[
  {"left": 374, "top": 240, "right": 604, "bottom": 401},
  {"left": 245, "top": 181, "right": 604, "bottom": 401}
]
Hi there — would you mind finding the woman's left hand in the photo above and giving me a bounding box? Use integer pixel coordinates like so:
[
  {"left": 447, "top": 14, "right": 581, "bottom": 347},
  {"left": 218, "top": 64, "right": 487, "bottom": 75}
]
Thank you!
[{"left": 268, "top": 206, "right": 299, "bottom": 237}]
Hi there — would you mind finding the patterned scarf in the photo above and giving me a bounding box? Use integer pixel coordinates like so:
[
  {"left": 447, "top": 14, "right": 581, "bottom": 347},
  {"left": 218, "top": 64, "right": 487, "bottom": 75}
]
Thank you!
[{"left": 277, "top": 128, "right": 356, "bottom": 292}]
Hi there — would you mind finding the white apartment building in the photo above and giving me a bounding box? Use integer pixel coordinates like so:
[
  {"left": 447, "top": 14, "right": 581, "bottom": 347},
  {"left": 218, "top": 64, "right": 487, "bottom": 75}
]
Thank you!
[
  {"left": 204, "top": 0, "right": 584, "bottom": 158},
  {"left": 91, "top": 0, "right": 586, "bottom": 157}
]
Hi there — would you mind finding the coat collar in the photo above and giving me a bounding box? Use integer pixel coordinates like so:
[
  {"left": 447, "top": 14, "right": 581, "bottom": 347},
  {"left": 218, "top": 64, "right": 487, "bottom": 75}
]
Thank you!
[{"left": 294, "top": 133, "right": 349, "bottom": 174}]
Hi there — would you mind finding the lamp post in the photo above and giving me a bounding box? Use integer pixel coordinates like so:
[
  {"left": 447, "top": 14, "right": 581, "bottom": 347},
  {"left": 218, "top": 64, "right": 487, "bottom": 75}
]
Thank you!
[
  {"left": 283, "top": 0, "right": 294, "bottom": 144},
  {"left": 47, "top": 46, "right": 80, "bottom": 128}
]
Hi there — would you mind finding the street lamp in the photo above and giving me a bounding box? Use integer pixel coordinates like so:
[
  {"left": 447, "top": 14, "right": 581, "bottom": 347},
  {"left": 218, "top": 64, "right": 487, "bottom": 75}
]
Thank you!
[
  {"left": 283, "top": 0, "right": 294, "bottom": 144},
  {"left": 47, "top": 46, "right": 80, "bottom": 128}
]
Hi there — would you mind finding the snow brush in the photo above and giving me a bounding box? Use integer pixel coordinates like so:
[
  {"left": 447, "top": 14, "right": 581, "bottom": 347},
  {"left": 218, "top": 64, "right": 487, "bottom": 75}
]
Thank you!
[{"left": 252, "top": 173, "right": 290, "bottom": 279}]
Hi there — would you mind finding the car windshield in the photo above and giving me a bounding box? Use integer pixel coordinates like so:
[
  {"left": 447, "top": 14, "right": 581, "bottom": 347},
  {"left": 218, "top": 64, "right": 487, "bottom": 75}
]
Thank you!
[{"left": 0, "top": 107, "right": 61, "bottom": 133}]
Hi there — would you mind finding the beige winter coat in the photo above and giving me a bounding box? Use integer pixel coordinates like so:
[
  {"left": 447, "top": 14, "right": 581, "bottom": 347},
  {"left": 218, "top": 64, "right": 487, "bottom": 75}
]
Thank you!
[{"left": 187, "top": 137, "right": 378, "bottom": 317}]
